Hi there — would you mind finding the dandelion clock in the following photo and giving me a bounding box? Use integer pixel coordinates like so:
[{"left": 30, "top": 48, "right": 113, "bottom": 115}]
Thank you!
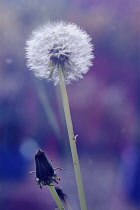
[
  {"left": 26, "top": 21, "right": 94, "bottom": 85},
  {"left": 26, "top": 21, "right": 94, "bottom": 210}
]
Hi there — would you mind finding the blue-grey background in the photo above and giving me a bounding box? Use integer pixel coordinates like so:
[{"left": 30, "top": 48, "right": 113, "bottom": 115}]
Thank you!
[{"left": 0, "top": 0, "right": 139, "bottom": 209}]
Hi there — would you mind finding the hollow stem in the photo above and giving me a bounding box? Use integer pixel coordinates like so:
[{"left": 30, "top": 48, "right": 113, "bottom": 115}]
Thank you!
[
  {"left": 59, "top": 66, "right": 87, "bottom": 210},
  {"left": 48, "top": 185, "right": 65, "bottom": 210}
]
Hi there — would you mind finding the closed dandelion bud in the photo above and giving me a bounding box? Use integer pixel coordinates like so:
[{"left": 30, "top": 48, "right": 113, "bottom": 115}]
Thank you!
[
  {"left": 26, "top": 21, "right": 94, "bottom": 85},
  {"left": 34, "top": 149, "right": 60, "bottom": 188}
]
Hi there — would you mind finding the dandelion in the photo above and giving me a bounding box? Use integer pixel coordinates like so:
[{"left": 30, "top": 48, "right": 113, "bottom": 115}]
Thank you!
[
  {"left": 26, "top": 21, "right": 94, "bottom": 210},
  {"left": 26, "top": 21, "right": 94, "bottom": 85}
]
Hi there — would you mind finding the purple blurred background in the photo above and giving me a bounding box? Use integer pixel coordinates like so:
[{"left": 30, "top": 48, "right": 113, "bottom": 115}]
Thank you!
[{"left": 0, "top": 0, "right": 139, "bottom": 209}]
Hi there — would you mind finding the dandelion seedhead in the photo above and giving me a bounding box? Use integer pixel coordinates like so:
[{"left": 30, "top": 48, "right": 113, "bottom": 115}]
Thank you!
[{"left": 26, "top": 21, "right": 94, "bottom": 85}]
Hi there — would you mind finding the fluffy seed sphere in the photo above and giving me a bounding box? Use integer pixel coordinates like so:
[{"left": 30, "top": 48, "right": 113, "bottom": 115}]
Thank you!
[{"left": 26, "top": 21, "right": 94, "bottom": 85}]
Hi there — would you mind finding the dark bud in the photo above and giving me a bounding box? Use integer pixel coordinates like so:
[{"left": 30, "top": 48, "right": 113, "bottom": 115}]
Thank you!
[
  {"left": 55, "top": 186, "right": 67, "bottom": 203},
  {"left": 35, "top": 149, "right": 60, "bottom": 188}
]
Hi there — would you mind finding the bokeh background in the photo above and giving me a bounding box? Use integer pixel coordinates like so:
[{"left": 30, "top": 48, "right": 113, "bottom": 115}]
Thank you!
[{"left": 0, "top": 0, "right": 139, "bottom": 209}]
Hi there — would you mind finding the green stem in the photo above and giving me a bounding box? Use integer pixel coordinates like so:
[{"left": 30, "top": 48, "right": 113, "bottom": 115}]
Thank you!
[
  {"left": 59, "top": 66, "right": 87, "bottom": 210},
  {"left": 48, "top": 185, "right": 65, "bottom": 210},
  {"left": 34, "top": 78, "right": 61, "bottom": 140}
]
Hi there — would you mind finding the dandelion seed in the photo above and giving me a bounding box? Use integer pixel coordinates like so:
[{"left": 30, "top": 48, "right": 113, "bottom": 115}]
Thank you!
[{"left": 26, "top": 21, "right": 94, "bottom": 85}]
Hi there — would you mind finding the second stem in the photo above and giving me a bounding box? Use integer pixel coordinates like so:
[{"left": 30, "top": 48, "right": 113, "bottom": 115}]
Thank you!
[{"left": 48, "top": 185, "right": 65, "bottom": 210}]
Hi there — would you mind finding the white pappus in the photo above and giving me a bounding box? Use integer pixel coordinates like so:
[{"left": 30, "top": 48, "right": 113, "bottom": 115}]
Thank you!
[{"left": 26, "top": 21, "right": 94, "bottom": 85}]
